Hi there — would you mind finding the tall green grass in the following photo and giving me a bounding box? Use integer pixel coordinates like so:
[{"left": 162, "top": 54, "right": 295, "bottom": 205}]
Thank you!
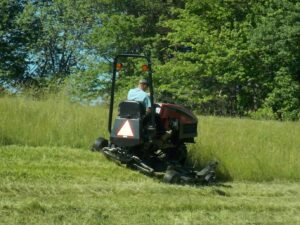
[
  {"left": 189, "top": 117, "right": 300, "bottom": 181},
  {"left": 1, "top": 94, "right": 299, "bottom": 181},
  {"left": 0, "top": 95, "right": 108, "bottom": 148}
]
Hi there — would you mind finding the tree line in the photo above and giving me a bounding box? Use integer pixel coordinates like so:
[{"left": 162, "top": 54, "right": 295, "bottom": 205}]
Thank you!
[{"left": 1, "top": 0, "right": 299, "bottom": 120}]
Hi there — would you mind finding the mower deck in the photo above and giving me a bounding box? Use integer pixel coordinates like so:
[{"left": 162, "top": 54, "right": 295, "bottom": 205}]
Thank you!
[{"left": 99, "top": 146, "right": 218, "bottom": 185}]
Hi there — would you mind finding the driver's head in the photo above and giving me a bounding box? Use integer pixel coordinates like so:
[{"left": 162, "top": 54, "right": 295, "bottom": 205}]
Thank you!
[{"left": 138, "top": 79, "right": 148, "bottom": 91}]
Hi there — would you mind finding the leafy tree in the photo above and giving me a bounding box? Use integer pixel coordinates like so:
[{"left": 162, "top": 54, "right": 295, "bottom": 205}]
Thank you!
[
  {"left": 156, "top": 0, "right": 300, "bottom": 119},
  {"left": 79, "top": 0, "right": 185, "bottom": 101},
  {"left": 156, "top": 0, "right": 255, "bottom": 114},
  {"left": 0, "top": 0, "right": 38, "bottom": 82},
  {"left": 87, "top": 0, "right": 184, "bottom": 61},
  {"left": 247, "top": 0, "right": 300, "bottom": 118},
  {"left": 1, "top": 0, "right": 299, "bottom": 120},
  {"left": 264, "top": 68, "right": 300, "bottom": 120},
  {"left": 23, "top": 0, "right": 96, "bottom": 78}
]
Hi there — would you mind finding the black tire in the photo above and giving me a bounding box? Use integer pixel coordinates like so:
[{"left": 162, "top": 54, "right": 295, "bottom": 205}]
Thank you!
[
  {"left": 91, "top": 137, "right": 108, "bottom": 152},
  {"left": 166, "top": 144, "right": 187, "bottom": 165}
]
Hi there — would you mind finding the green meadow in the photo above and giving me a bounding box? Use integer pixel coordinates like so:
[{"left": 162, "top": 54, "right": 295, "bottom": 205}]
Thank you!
[
  {"left": 1, "top": 95, "right": 299, "bottom": 181},
  {"left": 1, "top": 95, "right": 300, "bottom": 225}
]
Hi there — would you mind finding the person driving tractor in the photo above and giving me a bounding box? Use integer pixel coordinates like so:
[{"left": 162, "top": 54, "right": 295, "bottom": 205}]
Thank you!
[
  {"left": 127, "top": 79, "right": 172, "bottom": 140},
  {"left": 127, "top": 79, "right": 151, "bottom": 113}
]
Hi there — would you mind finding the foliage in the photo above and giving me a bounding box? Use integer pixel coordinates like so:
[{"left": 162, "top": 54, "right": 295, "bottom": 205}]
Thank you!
[
  {"left": 0, "top": 0, "right": 299, "bottom": 120},
  {"left": 22, "top": 0, "right": 97, "bottom": 78},
  {"left": 0, "top": 0, "right": 39, "bottom": 81},
  {"left": 158, "top": 0, "right": 300, "bottom": 118},
  {"left": 264, "top": 68, "right": 300, "bottom": 120},
  {"left": 249, "top": 107, "right": 276, "bottom": 120}
]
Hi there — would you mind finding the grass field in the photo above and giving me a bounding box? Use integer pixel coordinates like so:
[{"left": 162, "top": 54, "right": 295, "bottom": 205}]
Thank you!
[
  {"left": 1, "top": 145, "right": 300, "bottom": 225},
  {"left": 1, "top": 95, "right": 299, "bottom": 181},
  {"left": 1, "top": 95, "right": 300, "bottom": 224}
]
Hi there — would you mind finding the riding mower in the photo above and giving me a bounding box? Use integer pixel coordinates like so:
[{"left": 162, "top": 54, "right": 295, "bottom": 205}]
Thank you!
[{"left": 92, "top": 53, "right": 218, "bottom": 184}]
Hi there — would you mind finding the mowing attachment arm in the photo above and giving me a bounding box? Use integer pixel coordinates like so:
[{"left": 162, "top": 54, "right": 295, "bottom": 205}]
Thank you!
[{"left": 100, "top": 146, "right": 218, "bottom": 185}]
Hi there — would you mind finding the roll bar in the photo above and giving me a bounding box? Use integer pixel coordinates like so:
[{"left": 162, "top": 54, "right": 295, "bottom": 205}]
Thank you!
[{"left": 108, "top": 54, "right": 155, "bottom": 135}]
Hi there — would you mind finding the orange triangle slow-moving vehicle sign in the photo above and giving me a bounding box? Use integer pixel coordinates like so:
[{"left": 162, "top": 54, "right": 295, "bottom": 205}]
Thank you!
[{"left": 117, "top": 120, "right": 134, "bottom": 137}]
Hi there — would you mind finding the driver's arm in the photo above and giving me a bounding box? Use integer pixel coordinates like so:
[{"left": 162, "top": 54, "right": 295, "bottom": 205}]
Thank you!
[{"left": 144, "top": 95, "right": 151, "bottom": 113}]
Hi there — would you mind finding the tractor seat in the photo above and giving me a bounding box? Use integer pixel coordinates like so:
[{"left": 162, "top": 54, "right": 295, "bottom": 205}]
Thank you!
[{"left": 118, "top": 101, "right": 146, "bottom": 119}]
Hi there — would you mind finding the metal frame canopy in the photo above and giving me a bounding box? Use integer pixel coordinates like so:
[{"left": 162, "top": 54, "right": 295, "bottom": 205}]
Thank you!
[{"left": 108, "top": 53, "right": 156, "bottom": 135}]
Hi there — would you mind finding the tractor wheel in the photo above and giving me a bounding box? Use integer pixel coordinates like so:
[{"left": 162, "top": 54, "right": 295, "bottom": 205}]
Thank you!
[
  {"left": 91, "top": 137, "right": 108, "bottom": 152},
  {"left": 166, "top": 144, "right": 187, "bottom": 165}
]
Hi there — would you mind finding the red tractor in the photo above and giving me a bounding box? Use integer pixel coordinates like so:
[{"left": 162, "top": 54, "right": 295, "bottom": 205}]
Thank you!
[{"left": 92, "top": 54, "right": 217, "bottom": 184}]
